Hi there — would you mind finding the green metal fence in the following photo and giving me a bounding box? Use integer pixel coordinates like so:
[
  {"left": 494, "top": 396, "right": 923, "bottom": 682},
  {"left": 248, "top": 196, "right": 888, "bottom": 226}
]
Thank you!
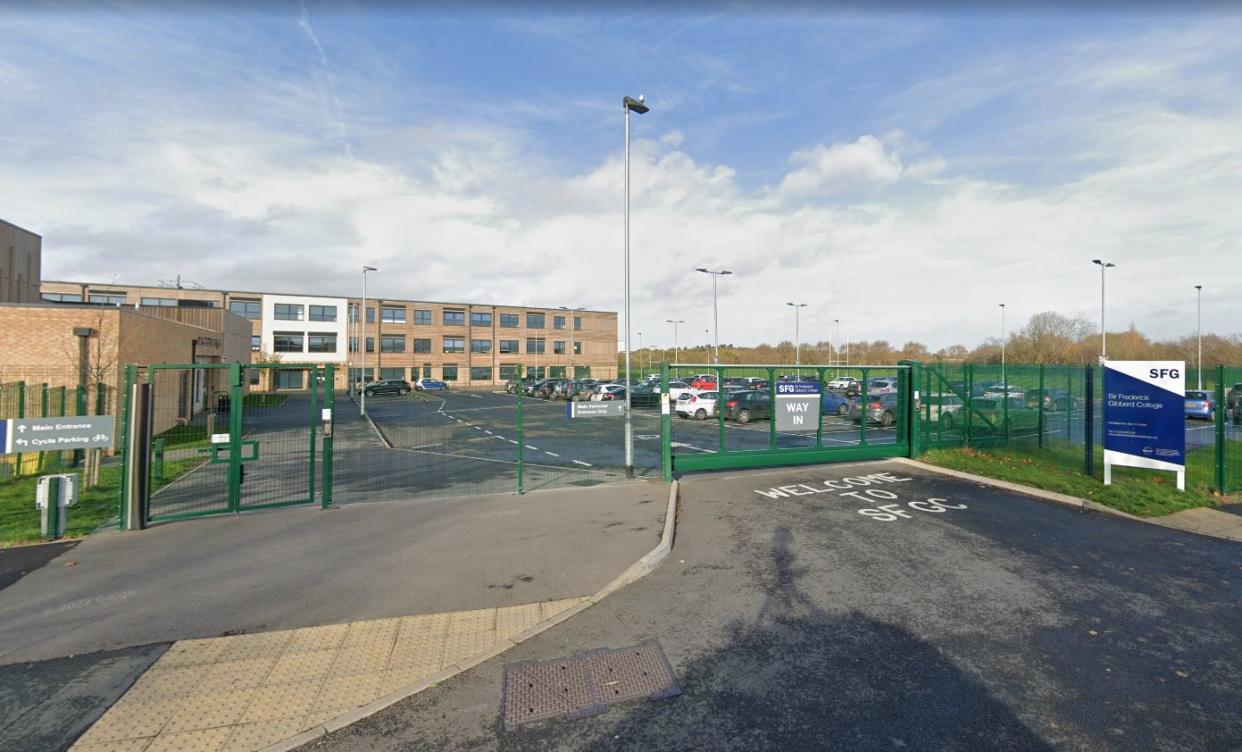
[{"left": 919, "top": 362, "right": 1242, "bottom": 495}]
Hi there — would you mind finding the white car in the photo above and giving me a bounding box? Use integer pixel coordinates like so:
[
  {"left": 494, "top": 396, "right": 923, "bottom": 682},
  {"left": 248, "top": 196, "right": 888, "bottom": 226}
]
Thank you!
[
  {"left": 867, "top": 377, "right": 898, "bottom": 394},
  {"left": 666, "top": 380, "right": 696, "bottom": 401},
  {"left": 827, "top": 376, "right": 858, "bottom": 390},
  {"left": 676, "top": 390, "right": 720, "bottom": 420},
  {"left": 592, "top": 384, "right": 627, "bottom": 401},
  {"left": 981, "top": 387, "right": 1025, "bottom": 401}
]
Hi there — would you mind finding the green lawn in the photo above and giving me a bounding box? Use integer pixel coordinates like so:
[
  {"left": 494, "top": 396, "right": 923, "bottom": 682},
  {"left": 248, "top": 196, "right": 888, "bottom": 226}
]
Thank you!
[
  {"left": 0, "top": 455, "right": 206, "bottom": 547},
  {"left": 920, "top": 443, "right": 1237, "bottom": 517},
  {"left": 243, "top": 393, "right": 289, "bottom": 408}
]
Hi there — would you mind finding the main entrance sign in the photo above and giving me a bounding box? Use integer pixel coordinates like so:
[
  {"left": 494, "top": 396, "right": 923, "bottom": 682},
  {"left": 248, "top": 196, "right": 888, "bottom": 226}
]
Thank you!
[{"left": 1102, "top": 360, "right": 1185, "bottom": 491}]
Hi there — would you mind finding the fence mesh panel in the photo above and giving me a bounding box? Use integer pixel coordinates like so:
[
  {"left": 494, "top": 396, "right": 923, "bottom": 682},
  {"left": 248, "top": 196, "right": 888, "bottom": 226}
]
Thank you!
[{"left": 0, "top": 366, "right": 116, "bottom": 483}]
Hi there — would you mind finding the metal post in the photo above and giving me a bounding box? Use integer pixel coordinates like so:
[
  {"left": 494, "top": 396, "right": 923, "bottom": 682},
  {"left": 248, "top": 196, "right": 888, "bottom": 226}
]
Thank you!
[
  {"left": 816, "top": 367, "right": 825, "bottom": 448},
  {"left": 323, "top": 364, "right": 335, "bottom": 509},
  {"left": 716, "top": 365, "right": 725, "bottom": 453},
  {"left": 308, "top": 366, "right": 318, "bottom": 505},
  {"left": 517, "top": 366, "right": 525, "bottom": 494},
  {"left": 123, "top": 379, "right": 150, "bottom": 531},
  {"left": 661, "top": 360, "right": 672, "bottom": 481},
  {"left": 1216, "top": 365, "right": 1226, "bottom": 493},
  {"left": 712, "top": 274, "right": 719, "bottom": 363},
  {"left": 624, "top": 100, "right": 634, "bottom": 478},
  {"left": 1084, "top": 366, "right": 1095, "bottom": 477},
  {"left": 15, "top": 381, "right": 24, "bottom": 477},
  {"left": 1038, "top": 364, "right": 1045, "bottom": 449},
  {"left": 1196, "top": 285, "right": 1203, "bottom": 390},
  {"left": 361, "top": 265, "right": 377, "bottom": 416},
  {"left": 859, "top": 367, "right": 869, "bottom": 446},
  {"left": 1002, "top": 364, "right": 1009, "bottom": 442},
  {"left": 768, "top": 367, "right": 777, "bottom": 450},
  {"left": 228, "top": 363, "right": 243, "bottom": 513},
  {"left": 999, "top": 303, "right": 1006, "bottom": 386}
]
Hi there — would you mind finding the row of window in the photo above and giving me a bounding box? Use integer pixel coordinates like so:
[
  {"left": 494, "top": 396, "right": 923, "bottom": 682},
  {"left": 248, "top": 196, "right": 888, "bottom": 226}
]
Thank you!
[
  {"left": 42, "top": 292, "right": 219, "bottom": 307},
  {"left": 349, "top": 365, "right": 592, "bottom": 383},
  {"left": 342, "top": 306, "right": 584, "bottom": 330},
  {"left": 264, "top": 332, "right": 587, "bottom": 355}
]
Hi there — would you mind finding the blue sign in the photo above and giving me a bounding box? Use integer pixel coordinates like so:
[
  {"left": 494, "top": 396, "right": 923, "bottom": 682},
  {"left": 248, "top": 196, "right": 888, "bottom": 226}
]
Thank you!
[
  {"left": 1102, "top": 360, "right": 1185, "bottom": 490},
  {"left": 775, "top": 382, "right": 821, "bottom": 396},
  {"left": 0, "top": 420, "right": 7, "bottom": 454}
]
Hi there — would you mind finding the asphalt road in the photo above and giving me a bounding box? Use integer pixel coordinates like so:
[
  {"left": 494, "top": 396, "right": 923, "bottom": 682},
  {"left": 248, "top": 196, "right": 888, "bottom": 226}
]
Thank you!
[{"left": 303, "top": 460, "right": 1242, "bottom": 751}]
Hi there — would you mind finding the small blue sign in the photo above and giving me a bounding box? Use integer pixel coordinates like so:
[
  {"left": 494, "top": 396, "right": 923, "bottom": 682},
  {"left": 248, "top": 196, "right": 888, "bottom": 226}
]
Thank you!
[
  {"left": 0, "top": 420, "right": 7, "bottom": 454},
  {"left": 1103, "top": 361, "right": 1185, "bottom": 481},
  {"left": 776, "top": 382, "right": 821, "bottom": 396}
]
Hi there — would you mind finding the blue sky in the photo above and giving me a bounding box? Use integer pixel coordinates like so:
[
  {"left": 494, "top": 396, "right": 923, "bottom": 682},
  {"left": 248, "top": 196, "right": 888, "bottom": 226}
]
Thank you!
[{"left": 2, "top": 2, "right": 1240, "bottom": 350}]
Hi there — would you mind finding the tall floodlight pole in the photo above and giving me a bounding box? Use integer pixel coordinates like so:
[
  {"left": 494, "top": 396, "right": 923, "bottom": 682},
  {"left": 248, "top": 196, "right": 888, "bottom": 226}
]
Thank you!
[
  {"left": 623, "top": 94, "right": 649, "bottom": 478},
  {"left": 1092, "top": 259, "right": 1115, "bottom": 362},
  {"left": 666, "top": 319, "right": 684, "bottom": 364},
  {"left": 637, "top": 331, "right": 644, "bottom": 373},
  {"left": 787, "top": 302, "right": 807, "bottom": 366},
  {"left": 1195, "top": 285, "right": 1203, "bottom": 390},
  {"left": 360, "top": 265, "right": 377, "bottom": 416},
  {"left": 999, "top": 303, "right": 1006, "bottom": 385},
  {"left": 559, "top": 306, "right": 584, "bottom": 380},
  {"left": 833, "top": 318, "right": 841, "bottom": 373},
  {"left": 695, "top": 268, "right": 732, "bottom": 363}
]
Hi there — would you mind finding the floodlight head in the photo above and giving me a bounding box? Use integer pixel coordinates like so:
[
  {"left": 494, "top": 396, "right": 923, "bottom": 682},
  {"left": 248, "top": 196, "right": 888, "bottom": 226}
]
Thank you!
[
  {"left": 720, "top": 270, "right": 733, "bottom": 275},
  {"left": 1092, "top": 259, "right": 1102, "bottom": 265},
  {"left": 363, "top": 265, "right": 378, "bottom": 272},
  {"left": 623, "top": 95, "right": 649, "bottom": 114},
  {"left": 696, "top": 267, "right": 708, "bottom": 273},
  {"left": 1195, "top": 284, "right": 1202, "bottom": 290}
]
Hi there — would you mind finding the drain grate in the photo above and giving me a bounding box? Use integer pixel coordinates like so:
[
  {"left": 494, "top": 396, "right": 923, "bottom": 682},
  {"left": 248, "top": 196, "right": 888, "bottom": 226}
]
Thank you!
[
  {"left": 502, "top": 640, "right": 680, "bottom": 731},
  {"left": 583, "top": 640, "right": 681, "bottom": 705}
]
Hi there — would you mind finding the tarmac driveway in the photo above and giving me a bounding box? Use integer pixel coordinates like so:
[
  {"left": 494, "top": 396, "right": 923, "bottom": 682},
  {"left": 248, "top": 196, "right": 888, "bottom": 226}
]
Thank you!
[{"left": 304, "top": 460, "right": 1242, "bottom": 751}]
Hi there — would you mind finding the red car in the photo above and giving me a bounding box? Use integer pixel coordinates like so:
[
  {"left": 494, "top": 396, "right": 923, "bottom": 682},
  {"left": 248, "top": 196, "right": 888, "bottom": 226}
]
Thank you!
[{"left": 689, "top": 375, "right": 718, "bottom": 390}]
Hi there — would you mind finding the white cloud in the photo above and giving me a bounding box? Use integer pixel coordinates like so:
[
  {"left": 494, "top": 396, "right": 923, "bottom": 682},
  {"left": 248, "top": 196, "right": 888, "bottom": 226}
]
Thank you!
[{"left": 778, "top": 135, "right": 905, "bottom": 198}]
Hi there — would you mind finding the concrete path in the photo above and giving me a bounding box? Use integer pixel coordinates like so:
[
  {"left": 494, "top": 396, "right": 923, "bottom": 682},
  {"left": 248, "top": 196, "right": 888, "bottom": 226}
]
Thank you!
[
  {"left": 0, "top": 481, "right": 667, "bottom": 664},
  {"left": 303, "top": 460, "right": 1242, "bottom": 751},
  {"left": 1154, "top": 506, "right": 1242, "bottom": 542}
]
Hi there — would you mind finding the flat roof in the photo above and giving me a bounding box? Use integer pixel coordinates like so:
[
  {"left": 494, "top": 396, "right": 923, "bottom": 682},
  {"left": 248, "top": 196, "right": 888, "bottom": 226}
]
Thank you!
[
  {"left": 0, "top": 218, "right": 43, "bottom": 238},
  {"left": 41, "top": 279, "right": 616, "bottom": 315}
]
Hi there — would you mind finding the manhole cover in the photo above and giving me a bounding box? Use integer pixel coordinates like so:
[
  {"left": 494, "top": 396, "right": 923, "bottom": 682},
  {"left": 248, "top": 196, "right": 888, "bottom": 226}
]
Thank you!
[
  {"left": 502, "top": 640, "right": 680, "bottom": 732},
  {"left": 502, "top": 656, "right": 605, "bottom": 732},
  {"left": 584, "top": 640, "right": 681, "bottom": 705}
]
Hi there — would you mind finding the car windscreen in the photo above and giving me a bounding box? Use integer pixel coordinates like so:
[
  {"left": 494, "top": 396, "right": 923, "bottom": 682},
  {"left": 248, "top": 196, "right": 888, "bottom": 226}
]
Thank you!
[{"left": 1186, "top": 391, "right": 1209, "bottom": 400}]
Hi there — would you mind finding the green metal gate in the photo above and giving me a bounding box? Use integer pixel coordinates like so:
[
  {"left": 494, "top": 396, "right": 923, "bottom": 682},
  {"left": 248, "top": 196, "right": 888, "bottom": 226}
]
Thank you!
[
  {"left": 660, "top": 362, "right": 914, "bottom": 478},
  {"left": 119, "top": 362, "right": 334, "bottom": 525}
]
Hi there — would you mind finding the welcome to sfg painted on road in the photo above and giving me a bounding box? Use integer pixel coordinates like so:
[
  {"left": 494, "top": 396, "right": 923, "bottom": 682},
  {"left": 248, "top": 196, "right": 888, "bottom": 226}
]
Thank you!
[{"left": 754, "top": 471, "right": 967, "bottom": 522}]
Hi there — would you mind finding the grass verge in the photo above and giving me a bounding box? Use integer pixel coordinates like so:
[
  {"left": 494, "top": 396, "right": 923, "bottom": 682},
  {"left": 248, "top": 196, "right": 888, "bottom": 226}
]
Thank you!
[
  {"left": 0, "top": 455, "right": 206, "bottom": 547},
  {"left": 920, "top": 444, "right": 1238, "bottom": 518}
]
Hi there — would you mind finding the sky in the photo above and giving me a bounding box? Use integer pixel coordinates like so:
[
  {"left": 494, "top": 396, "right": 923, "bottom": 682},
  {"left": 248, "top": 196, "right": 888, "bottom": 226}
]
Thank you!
[{"left": 2, "top": 2, "right": 1241, "bottom": 351}]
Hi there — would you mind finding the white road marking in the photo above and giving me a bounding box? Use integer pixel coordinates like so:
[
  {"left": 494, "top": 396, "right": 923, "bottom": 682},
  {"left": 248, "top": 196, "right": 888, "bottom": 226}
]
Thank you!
[
  {"left": 485, "top": 430, "right": 494, "bottom": 434},
  {"left": 508, "top": 439, "right": 519, "bottom": 444},
  {"left": 525, "top": 445, "right": 538, "bottom": 450},
  {"left": 544, "top": 451, "right": 560, "bottom": 457},
  {"left": 670, "top": 441, "right": 717, "bottom": 454},
  {"left": 572, "top": 460, "right": 593, "bottom": 467}
]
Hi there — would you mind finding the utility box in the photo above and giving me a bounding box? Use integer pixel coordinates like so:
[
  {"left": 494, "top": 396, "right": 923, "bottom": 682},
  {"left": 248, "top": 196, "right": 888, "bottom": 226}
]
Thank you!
[{"left": 37, "top": 473, "right": 78, "bottom": 540}]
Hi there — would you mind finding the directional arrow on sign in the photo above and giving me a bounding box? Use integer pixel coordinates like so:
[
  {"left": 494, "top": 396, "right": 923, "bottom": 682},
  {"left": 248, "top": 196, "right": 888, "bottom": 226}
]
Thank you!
[
  {"left": 17, "top": 425, "right": 26, "bottom": 433},
  {"left": 15, "top": 439, "right": 28, "bottom": 447}
]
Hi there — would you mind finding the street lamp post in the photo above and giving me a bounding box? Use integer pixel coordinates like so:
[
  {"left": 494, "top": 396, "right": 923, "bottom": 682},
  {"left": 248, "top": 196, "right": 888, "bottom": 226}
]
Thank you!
[
  {"left": 786, "top": 302, "right": 807, "bottom": 366},
  {"left": 1195, "top": 285, "right": 1203, "bottom": 390},
  {"left": 999, "top": 303, "right": 1006, "bottom": 385},
  {"left": 360, "top": 265, "right": 377, "bottom": 416},
  {"left": 833, "top": 318, "right": 841, "bottom": 375},
  {"left": 623, "top": 94, "right": 648, "bottom": 478},
  {"left": 666, "top": 319, "right": 685, "bottom": 364},
  {"left": 637, "top": 331, "right": 643, "bottom": 373},
  {"left": 695, "top": 268, "right": 732, "bottom": 364},
  {"left": 559, "top": 306, "right": 585, "bottom": 380},
  {"left": 1092, "top": 259, "right": 1115, "bottom": 362}
]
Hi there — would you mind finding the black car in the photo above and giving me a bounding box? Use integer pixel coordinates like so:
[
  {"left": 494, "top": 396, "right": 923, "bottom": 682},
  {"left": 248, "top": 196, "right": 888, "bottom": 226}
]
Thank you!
[
  {"left": 364, "top": 379, "right": 411, "bottom": 397},
  {"left": 506, "top": 377, "right": 537, "bottom": 394},
  {"left": 629, "top": 385, "right": 661, "bottom": 408},
  {"left": 723, "top": 390, "right": 771, "bottom": 423},
  {"left": 552, "top": 380, "right": 596, "bottom": 401}
]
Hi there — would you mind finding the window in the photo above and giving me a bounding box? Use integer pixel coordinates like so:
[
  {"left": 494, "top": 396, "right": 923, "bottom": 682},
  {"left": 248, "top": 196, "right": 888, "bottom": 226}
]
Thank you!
[
  {"left": 528, "top": 366, "right": 546, "bottom": 379},
  {"left": 366, "top": 336, "right": 374, "bottom": 353},
  {"left": 442, "top": 365, "right": 458, "bottom": 381},
  {"left": 274, "top": 303, "right": 303, "bottom": 321},
  {"left": 498, "top": 339, "right": 519, "bottom": 354},
  {"left": 230, "top": 300, "right": 261, "bottom": 319},
  {"left": 366, "top": 308, "right": 375, "bottom": 323},
  {"left": 574, "top": 365, "right": 591, "bottom": 378},
  {"left": 380, "top": 367, "right": 405, "bottom": 380},
  {"left": 499, "top": 313, "right": 519, "bottom": 328},
  {"left": 177, "top": 299, "right": 217, "bottom": 308},
  {"left": 380, "top": 306, "right": 405, "bottom": 323},
  {"left": 553, "top": 340, "right": 566, "bottom": 355},
  {"left": 422, "top": 365, "right": 432, "bottom": 378},
  {"left": 349, "top": 336, "right": 358, "bottom": 353},
  {"left": 526, "top": 337, "right": 546, "bottom": 354},
  {"left": 251, "top": 335, "right": 261, "bottom": 351},
  {"left": 471, "top": 339, "right": 492, "bottom": 354},
  {"left": 42, "top": 292, "right": 82, "bottom": 303},
  {"left": 526, "top": 312, "right": 545, "bottom": 329},
  {"left": 273, "top": 332, "right": 304, "bottom": 353},
  {"left": 275, "top": 370, "right": 304, "bottom": 390},
  {"left": 554, "top": 316, "right": 566, "bottom": 330},
  {"left": 471, "top": 311, "right": 492, "bottom": 327},
  {"left": 574, "top": 316, "right": 583, "bottom": 331},
  {"left": 349, "top": 304, "right": 360, "bottom": 322},
  {"left": 413, "top": 338, "right": 431, "bottom": 353},
  {"left": 309, "top": 305, "right": 337, "bottom": 322},
  {"left": 414, "top": 309, "right": 432, "bottom": 325},
  {"left": 574, "top": 342, "right": 582, "bottom": 355},
  {"left": 89, "top": 293, "right": 126, "bottom": 306},
  {"left": 380, "top": 335, "right": 405, "bottom": 353},
  {"left": 443, "top": 337, "right": 465, "bottom": 354},
  {"left": 549, "top": 366, "right": 566, "bottom": 378},
  {"left": 308, "top": 333, "right": 338, "bottom": 353},
  {"left": 499, "top": 364, "right": 521, "bottom": 380},
  {"left": 248, "top": 368, "right": 260, "bottom": 385},
  {"left": 142, "top": 297, "right": 176, "bottom": 307},
  {"left": 470, "top": 367, "right": 492, "bottom": 381},
  {"left": 444, "top": 309, "right": 465, "bottom": 326}
]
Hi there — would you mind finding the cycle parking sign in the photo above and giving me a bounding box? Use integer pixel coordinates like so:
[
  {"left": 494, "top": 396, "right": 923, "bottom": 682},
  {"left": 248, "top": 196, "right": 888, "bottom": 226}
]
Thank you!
[{"left": 1102, "top": 360, "right": 1185, "bottom": 491}]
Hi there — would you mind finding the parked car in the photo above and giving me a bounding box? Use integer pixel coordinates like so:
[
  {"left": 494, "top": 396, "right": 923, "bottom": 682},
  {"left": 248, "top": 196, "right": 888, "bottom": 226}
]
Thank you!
[
  {"left": 867, "top": 377, "right": 898, "bottom": 394},
  {"left": 850, "top": 392, "right": 900, "bottom": 426},
  {"left": 1023, "top": 388, "right": 1079, "bottom": 412},
  {"left": 827, "top": 376, "right": 858, "bottom": 391},
  {"left": 742, "top": 377, "right": 768, "bottom": 390},
  {"left": 666, "top": 380, "right": 696, "bottom": 401},
  {"left": 821, "top": 390, "right": 850, "bottom": 416},
  {"left": 368, "top": 379, "right": 413, "bottom": 396},
  {"left": 972, "top": 397, "right": 1039, "bottom": 432},
  {"left": 593, "top": 383, "right": 626, "bottom": 401},
  {"left": 629, "top": 385, "right": 662, "bottom": 408},
  {"left": 533, "top": 379, "right": 565, "bottom": 399},
  {"left": 724, "top": 390, "right": 771, "bottom": 423},
  {"left": 552, "top": 380, "right": 596, "bottom": 401},
  {"left": 689, "top": 375, "right": 718, "bottom": 390},
  {"left": 924, "top": 394, "right": 964, "bottom": 427},
  {"left": 505, "top": 377, "right": 537, "bottom": 394},
  {"left": 411, "top": 378, "right": 446, "bottom": 392},
  {"left": 1226, "top": 383, "right": 1242, "bottom": 411},
  {"left": 676, "top": 390, "right": 722, "bottom": 420},
  {"left": 1185, "top": 390, "right": 1215, "bottom": 420},
  {"left": 981, "top": 386, "right": 1026, "bottom": 401}
]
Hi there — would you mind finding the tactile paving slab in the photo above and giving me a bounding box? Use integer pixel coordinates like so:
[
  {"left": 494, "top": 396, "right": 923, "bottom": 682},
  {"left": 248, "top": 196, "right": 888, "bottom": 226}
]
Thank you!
[{"left": 502, "top": 640, "right": 680, "bottom": 732}]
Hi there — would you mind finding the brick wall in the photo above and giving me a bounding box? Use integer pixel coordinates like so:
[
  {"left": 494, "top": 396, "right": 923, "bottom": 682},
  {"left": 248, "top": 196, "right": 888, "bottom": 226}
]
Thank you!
[{"left": 0, "top": 220, "right": 42, "bottom": 304}]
